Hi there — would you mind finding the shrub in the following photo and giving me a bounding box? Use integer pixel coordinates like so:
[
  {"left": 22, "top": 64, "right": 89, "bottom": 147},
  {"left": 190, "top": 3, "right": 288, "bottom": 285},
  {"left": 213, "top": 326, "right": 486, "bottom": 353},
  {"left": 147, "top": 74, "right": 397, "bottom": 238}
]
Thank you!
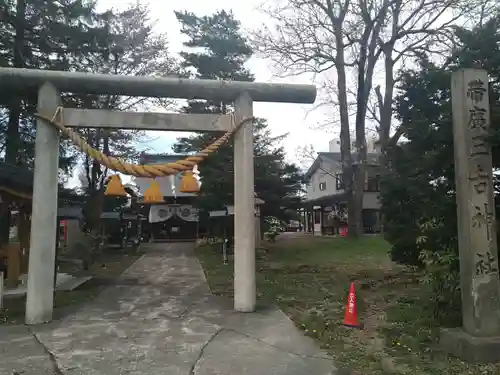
[
  {"left": 66, "top": 231, "right": 103, "bottom": 270},
  {"left": 417, "top": 218, "right": 461, "bottom": 326},
  {"left": 264, "top": 231, "right": 278, "bottom": 243}
]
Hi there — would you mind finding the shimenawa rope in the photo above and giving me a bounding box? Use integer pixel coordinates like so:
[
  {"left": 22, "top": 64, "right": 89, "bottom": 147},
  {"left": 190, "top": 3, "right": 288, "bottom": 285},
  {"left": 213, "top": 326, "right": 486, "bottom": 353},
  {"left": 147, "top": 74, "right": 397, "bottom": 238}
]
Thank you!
[{"left": 33, "top": 107, "right": 253, "bottom": 178}]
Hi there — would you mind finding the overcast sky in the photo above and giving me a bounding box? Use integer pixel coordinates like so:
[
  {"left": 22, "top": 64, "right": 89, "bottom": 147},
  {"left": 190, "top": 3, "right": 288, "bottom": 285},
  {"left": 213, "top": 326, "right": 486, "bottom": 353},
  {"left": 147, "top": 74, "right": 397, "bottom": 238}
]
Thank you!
[{"left": 94, "top": 0, "right": 335, "bottom": 163}]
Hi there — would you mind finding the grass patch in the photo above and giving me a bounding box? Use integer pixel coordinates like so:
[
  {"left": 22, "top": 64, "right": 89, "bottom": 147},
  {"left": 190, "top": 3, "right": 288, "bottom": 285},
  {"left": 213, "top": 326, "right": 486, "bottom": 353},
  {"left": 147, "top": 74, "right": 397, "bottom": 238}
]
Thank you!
[
  {"left": 0, "top": 249, "right": 142, "bottom": 325},
  {"left": 196, "top": 234, "right": 500, "bottom": 374}
]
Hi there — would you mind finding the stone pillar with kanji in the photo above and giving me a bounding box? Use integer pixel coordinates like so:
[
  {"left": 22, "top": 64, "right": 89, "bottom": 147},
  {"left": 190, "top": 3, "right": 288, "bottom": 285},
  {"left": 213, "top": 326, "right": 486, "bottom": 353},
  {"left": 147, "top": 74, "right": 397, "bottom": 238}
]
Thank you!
[{"left": 441, "top": 68, "right": 500, "bottom": 363}]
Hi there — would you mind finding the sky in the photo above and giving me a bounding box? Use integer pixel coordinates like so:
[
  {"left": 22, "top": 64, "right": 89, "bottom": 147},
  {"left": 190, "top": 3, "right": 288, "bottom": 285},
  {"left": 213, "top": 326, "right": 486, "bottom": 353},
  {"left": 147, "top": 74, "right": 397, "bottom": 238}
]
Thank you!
[{"left": 94, "top": 0, "right": 335, "bottom": 163}]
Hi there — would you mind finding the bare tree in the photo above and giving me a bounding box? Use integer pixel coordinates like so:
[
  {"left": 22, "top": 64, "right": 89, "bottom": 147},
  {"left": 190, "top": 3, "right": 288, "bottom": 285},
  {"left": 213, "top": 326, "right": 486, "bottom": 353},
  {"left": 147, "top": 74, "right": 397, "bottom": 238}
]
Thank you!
[
  {"left": 254, "top": 0, "right": 496, "bottom": 237},
  {"left": 70, "top": 3, "right": 179, "bottom": 192},
  {"left": 373, "top": 0, "right": 497, "bottom": 153},
  {"left": 67, "top": 3, "right": 180, "bottom": 230}
]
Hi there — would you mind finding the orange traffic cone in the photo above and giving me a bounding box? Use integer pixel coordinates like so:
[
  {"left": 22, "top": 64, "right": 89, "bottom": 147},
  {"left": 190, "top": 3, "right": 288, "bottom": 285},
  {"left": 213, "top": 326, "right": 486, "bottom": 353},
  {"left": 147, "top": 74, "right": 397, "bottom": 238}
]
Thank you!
[{"left": 343, "top": 282, "right": 362, "bottom": 328}]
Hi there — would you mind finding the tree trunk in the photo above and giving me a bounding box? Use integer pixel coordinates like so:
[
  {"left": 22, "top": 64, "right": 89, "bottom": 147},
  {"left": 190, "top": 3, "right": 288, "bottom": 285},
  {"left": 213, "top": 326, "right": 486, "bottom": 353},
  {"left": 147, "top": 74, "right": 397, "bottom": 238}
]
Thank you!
[
  {"left": 6, "top": 0, "right": 25, "bottom": 165},
  {"left": 378, "top": 52, "right": 396, "bottom": 154},
  {"left": 94, "top": 131, "right": 110, "bottom": 230},
  {"left": 0, "top": 0, "right": 26, "bottom": 246},
  {"left": 352, "top": 165, "right": 365, "bottom": 237},
  {"left": 377, "top": 52, "right": 399, "bottom": 237},
  {"left": 333, "top": 14, "right": 356, "bottom": 239}
]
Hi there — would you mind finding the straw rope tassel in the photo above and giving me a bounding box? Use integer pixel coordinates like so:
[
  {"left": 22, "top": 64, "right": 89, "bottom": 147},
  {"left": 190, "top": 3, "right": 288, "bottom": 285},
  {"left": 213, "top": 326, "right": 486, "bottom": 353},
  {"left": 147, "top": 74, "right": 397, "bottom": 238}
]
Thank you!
[
  {"left": 143, "top": 179, "right": 164, "bottom": 204},
  {"left": 105, "top": 174, "right": 128, "bottom": 196}
]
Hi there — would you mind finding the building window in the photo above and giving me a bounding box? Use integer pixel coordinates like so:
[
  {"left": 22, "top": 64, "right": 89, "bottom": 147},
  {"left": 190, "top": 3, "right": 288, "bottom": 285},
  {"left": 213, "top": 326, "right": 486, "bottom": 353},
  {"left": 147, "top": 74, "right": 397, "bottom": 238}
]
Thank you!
[
  {"left": 319, "top": 182, "right": 327, "bottom": 191},
  {"left": 335, "top": 174, "right": 345, "bottom": 190},
  {"left": 365, "top": 175, "right": 381, "bottom": 192}
]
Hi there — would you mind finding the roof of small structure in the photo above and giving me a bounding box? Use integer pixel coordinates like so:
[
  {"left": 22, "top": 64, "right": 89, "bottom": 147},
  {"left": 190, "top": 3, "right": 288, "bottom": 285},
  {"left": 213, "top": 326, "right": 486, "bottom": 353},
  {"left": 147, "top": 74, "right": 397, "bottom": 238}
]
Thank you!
[
  {"left": 302, "top": 192, "right": 348, "bottom": 207},
  {"left": 304, "top": 152, "right": 381, "bottom": 181},
  {"left": 58, "top": 206, "right": 84, "bottom": 219},
  {"left": 0, "top": 162, "right": 32, "bottom": 192},
  {"left": 100, "top": 212, "right": 121, "bottom": 220},
  {"left": 254, "top": 193, "right": 265, "bottom": 205},
  {"left": 0, "top": 162, "right": 85, "bottom": 203}
]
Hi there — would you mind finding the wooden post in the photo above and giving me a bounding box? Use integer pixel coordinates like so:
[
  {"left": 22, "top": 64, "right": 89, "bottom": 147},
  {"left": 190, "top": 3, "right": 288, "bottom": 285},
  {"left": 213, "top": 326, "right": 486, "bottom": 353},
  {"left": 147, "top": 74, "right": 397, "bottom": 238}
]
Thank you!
[
  {"left": 441, "top": 69, "right": 500, "bottom": 363},
  {"left": 18, "top": 207, "right": 31, "bottom": 274},
  {"left": 254, "top": 202, "right": 262, "bottom": 245},
  {"left": 311, "top": 210, "right": 316, "bottom": 236},
  {"left": 305, "top": 209, "right": 308, "bottom": 232},
  {"left": 223, "top": 215, "right": 228, "bottom": 265},
  {"left": 320, "top": 205, "right": 324, "bottom": 235},
  {"left": 7, "top": 243, "right": 20, "bottom": 287},
  {"left": 124, "top": 220, "right": 129, "bottom": 250},
  {"left": 0, "top": 271, "right": 3, "bottom": 310}
]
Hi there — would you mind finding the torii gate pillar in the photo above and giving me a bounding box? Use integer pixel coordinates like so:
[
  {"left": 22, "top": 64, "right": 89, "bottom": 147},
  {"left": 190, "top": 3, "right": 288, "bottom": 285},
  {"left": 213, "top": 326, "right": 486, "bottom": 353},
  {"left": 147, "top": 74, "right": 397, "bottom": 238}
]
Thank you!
[{"left": 233, "top": 93, "right": 255, "bottom": 312}]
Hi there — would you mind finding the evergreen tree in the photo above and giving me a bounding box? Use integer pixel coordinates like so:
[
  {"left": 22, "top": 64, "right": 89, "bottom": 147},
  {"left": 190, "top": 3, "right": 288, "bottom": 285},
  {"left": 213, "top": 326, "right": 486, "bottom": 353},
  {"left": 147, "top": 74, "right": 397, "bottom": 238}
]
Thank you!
[
  {"left": 0, "top": 0, "right": 110, "bottom": 242},
  {"left": 0, "top": 0, "right": 109, "bottom": 168},
  {"left": 0, "top": 2, "right": 180, "bottom": 231},
  {"left": 67, "top": 3, "right": 179, "bottom": 230},
  {"left": 383, "top": 17, "right": 500, "bottom": 266},
  {"left": 173, "top": 10, "right": 303, "bottom": 220},
  {"left": 381, "top": 16, "right": 500, "bottom": 322}
]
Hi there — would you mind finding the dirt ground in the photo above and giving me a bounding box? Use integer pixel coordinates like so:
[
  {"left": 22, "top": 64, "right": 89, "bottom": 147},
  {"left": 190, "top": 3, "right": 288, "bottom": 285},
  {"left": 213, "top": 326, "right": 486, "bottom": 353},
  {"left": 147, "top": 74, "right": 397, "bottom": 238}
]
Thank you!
[{"left": 196, "top": 234, "right": 500, "bottom": 375}]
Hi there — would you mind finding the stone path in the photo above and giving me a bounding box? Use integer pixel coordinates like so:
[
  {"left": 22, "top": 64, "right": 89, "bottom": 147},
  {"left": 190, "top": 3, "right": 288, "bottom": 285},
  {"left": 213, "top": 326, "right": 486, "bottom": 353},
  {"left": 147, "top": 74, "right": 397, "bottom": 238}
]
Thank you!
[{"left": 0, "top": 243, "right": 335, "bottom": 375}]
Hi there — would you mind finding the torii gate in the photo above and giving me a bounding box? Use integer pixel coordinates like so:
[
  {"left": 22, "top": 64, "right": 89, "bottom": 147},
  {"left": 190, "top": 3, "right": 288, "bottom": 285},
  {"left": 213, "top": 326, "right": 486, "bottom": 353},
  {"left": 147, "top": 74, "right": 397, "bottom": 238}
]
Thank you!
[{"left": 0, "top": 68, "right": 316, "bottom": 324}]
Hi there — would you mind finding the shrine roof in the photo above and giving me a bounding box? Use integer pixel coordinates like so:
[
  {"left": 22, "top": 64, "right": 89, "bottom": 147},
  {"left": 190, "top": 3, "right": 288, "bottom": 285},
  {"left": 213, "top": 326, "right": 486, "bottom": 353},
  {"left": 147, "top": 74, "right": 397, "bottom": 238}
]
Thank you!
[
  {"left": 0, "top": 162, "right": 84, "bottom": 203},
  {"left": 139, "top": 153, "right": 188, "bottom": 164}
]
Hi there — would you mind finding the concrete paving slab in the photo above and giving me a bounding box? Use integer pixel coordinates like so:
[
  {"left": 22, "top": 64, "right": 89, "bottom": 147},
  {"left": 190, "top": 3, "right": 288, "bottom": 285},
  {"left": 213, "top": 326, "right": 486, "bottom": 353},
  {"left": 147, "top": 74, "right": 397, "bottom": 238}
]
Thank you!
[
  {"left": 220, "top": 309, "right": 331, "bottom": 359},
  {"left": 194, "top": 329, "right": 333, "bottom": 375},
  {"left": 0, "top": 328, "right": 55, "bottom": 375},
  {"left": 0, "top": 242, "right": 336, "bottom": 375},
  {"left": 3, "top": 273, "right": 91, "bottom": 297},
  {"left": 187, "top": 298, "right": 330, "bottom": 359},
  {"left": 63, "top": 286, "right": 194, "bottom": 322},
  {"left": 36, "top": 316, "right": 222, "bottom": 372}
]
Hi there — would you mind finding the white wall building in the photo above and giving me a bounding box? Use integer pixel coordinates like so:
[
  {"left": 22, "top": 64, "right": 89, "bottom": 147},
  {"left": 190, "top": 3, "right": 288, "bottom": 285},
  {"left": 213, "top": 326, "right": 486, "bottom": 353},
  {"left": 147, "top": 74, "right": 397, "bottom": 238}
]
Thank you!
[{"left": 301, "top": 138, "right": 381, "bottom": 235}]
